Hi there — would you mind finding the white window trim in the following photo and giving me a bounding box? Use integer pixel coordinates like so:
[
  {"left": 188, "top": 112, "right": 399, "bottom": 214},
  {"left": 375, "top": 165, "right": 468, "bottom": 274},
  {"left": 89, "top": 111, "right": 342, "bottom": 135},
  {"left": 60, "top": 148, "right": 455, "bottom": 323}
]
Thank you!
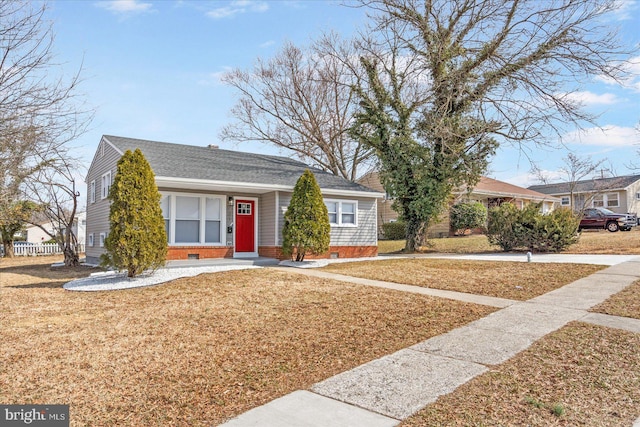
[
  {"left": 325, "top": 199, "right": 358, "bottom": 227},
  {"left": 101, "top": 171, "right": 111, "bottom": 200},
  {"left": 605, "top": 192, "right": 619, "bottom": 208},
  {"left": 636, "top": 192, "right": 640, "bottom": 201},
  {"left": 560, "top": 196, "right": 570, "bottom": 206},
  {"left": 592, "top": 194, "right": 604, "bottom": 208},
  {"left": 160, "top": 191, "right": 226, "bottom": 246},
  {"left": 88, "top": 233, "right": 94, "bottom": 247},
  {"left": 99, "top": 233, "right": 105, "bottom": 247},
  {"left": 591, "top": 192, "right": 620, "bottom": 208},
  {"left": 90, "top": 180, "right": 96, "bottom": 204}
]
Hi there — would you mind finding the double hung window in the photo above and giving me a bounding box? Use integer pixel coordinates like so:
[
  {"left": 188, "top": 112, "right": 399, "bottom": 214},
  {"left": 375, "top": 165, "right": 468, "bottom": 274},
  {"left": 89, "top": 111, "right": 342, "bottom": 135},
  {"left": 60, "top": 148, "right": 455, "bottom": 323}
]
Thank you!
[
  {"left": 160, "top": 193, "right": 224, "bottom": 245},
  {"left": 324, "top": 200, "right": 357, "bottom": 226}
]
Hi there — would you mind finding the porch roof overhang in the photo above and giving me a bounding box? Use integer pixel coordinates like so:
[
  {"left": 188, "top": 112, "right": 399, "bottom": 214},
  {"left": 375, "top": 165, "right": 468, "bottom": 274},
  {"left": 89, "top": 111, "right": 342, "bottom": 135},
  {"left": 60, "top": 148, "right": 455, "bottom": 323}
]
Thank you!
[{"left": 155, "top": 176, "right": 386, "bottom": 199}]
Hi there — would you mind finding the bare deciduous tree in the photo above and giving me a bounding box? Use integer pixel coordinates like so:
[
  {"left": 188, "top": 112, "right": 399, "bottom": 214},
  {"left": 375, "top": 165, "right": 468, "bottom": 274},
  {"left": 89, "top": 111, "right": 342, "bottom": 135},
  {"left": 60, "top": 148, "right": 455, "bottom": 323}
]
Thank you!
[
  {"left": 221, "top": 34, "right": 374, "bottom": 181},
  {"left": 0, "top": 1, "right": 90, "bottom": 226},
  {"left": 351, "top": 0, "right": 634, "bottom": 251},
  {"left": 532, "top": 153, "right": 608, "bottom": 212},
  {"left": 23, "top": 152, "right": 83, "bottom": 266}
]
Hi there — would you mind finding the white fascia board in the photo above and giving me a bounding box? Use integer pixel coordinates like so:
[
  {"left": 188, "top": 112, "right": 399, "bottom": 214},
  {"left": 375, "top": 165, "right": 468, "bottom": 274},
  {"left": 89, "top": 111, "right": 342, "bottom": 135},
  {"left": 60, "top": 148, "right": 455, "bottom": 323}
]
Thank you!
[
  {"left": 469, "top": 189, "right": 561, "bottom": 202},
  {"left": 541, "top": 186, "right": 631, "bottom": 196},
  {"left": 101, "top": 136, "right": 125, "bottom": 156},
  {"left": 85, "top": 135, "right": 124, "bottom": 183},
  {"left": 155, "top": 176, "right": 384, "bottom": 198},
  {"left": 321, "top": 189, "right": 385, "bottom": 198}
]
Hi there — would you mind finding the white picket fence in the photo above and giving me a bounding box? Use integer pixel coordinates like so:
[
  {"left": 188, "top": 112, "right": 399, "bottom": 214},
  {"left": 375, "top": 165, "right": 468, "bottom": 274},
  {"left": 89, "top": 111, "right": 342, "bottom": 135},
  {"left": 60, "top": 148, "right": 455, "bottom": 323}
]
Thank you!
[{"left": 10, "top": 242, "right": 86, "bottom": 257}]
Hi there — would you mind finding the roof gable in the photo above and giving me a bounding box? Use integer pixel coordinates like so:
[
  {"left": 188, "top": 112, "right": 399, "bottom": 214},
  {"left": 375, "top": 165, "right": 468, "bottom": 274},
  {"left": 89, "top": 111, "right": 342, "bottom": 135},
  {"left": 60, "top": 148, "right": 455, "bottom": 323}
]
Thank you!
[{"left": 101, "top": 135, "right": 378, "bottom": 195}]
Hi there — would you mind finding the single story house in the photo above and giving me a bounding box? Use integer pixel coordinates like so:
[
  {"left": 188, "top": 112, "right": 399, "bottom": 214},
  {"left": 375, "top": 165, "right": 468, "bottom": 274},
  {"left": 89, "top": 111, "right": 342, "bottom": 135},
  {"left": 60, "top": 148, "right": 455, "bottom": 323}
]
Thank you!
[
  {"left": 85, "top": 135, "right": 384, "bottom": 264},
  {"left": 528, "top": 174, "right": 640, "bottom": 215},
  {"left": 358, "top": 172, "right": 559, "bottom": 237},
  {"left": 24, "top": 212, "right": 86, "bottom": 245}
]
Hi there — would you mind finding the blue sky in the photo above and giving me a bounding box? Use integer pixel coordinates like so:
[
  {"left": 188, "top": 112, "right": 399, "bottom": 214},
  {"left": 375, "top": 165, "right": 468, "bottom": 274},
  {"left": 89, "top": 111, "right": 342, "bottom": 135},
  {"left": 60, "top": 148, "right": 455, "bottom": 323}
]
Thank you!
[{"left": 46, "top": 0, "right": 640, "bottom": 192}]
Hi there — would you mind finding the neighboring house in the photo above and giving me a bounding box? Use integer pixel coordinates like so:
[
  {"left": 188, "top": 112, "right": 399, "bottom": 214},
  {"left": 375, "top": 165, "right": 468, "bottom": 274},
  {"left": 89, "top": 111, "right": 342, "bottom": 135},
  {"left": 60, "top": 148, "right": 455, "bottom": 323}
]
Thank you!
[
  {"left": 24, "top": 212, "right": 86, "bottom": 245},
  {"left": 358, "top": 172, "right": 559, "bottom": 238},
  {"left": 85, "top": 135, "right": 384, "bottom": 263},
  {"left": 528, "top": 174, "right": 640, "bottom": 215}
]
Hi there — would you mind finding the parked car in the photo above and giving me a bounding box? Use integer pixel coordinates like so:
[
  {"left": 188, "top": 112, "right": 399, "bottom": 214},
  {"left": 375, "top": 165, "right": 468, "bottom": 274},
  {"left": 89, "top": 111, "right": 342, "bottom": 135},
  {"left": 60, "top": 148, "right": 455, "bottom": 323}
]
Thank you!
[{"left": 579, "top": 207, "right": 636, "bottom": 232}]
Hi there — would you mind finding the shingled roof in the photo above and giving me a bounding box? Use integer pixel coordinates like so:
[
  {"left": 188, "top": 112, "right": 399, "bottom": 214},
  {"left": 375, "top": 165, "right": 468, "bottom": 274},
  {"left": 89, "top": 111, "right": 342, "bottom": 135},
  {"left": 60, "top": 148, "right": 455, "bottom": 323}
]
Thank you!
[
  {"left": 102, "top": 135, "right": 379, "bottom": 195},
  {"left": 358, "top": 172, "right": 557, "bottom": 201},
  {"left": 471, "top": 176, "right": 558, "bottom": 201},
  {"left": 528, "top": 174, "right": 640, "bottom": 195}
]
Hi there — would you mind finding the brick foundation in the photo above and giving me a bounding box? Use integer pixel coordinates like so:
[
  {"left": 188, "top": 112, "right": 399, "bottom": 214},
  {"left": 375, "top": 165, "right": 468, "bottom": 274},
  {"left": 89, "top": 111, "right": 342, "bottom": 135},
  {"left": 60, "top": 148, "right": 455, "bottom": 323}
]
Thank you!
[
  {"left": 167, "top": 246, "right": 233, "bottom": 260},
  {"left": 259, "top": 245, "right": 378, "bottom": 260},
  {"left": 166, "top": 245, "right": 378, "bottom": 261}
]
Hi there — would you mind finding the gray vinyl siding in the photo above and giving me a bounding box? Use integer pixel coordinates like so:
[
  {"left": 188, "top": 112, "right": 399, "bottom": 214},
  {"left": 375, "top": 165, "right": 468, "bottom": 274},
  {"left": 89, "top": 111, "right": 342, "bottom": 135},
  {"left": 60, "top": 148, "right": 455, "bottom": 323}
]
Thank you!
[
  {"left": 259, "top": 192, "right": 277, "bottom": 246},
  {"left": 277, "top": 193, "right": 378, "bottom": 246},
  {"left": 618, "top": 190, "right": 629, "bottom": 213},
  {"left": 85, "top": 139, "right": 122, "bottom": 262},
  {"left": 626, "top": 181, "right": 640, "bottom": 215}
]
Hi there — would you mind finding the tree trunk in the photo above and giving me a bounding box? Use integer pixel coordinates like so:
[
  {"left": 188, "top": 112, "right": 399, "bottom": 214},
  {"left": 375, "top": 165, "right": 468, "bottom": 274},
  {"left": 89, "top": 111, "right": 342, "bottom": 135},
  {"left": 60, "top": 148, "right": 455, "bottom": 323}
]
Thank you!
[
  {"left": 3, "top": 241, "right": 14, "bottom": 258},
  {"left": 63, "top": 244, "right": 79, "bottom": 267},
  {"left": 404, "top": 209, "right": 425, "bottom": 253}
]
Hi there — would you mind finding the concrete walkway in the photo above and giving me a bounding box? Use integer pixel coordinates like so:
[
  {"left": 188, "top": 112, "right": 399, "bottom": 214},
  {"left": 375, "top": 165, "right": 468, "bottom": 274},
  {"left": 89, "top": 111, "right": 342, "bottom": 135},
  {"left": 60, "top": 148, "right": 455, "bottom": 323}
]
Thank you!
[{"left": 220, "top": 255, "right": 640, "bottom": 426}]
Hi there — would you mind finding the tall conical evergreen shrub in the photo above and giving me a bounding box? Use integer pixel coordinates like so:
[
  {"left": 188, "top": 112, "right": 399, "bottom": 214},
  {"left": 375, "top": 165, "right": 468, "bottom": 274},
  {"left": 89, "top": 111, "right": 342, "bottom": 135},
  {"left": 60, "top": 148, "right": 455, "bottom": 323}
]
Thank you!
[
  {"left": 100, "top": 149, "right": 167, "bottom": 277},
  {"left": 282, "top": 170, "right": 331, "bottom": 261}
]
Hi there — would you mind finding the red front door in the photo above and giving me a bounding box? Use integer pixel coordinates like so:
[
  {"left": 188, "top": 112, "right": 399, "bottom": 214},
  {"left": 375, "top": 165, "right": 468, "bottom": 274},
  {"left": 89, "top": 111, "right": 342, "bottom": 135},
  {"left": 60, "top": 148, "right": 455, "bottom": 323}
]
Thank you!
[{"left": 235, "top": 200, "right": 255, "bottom": 253}]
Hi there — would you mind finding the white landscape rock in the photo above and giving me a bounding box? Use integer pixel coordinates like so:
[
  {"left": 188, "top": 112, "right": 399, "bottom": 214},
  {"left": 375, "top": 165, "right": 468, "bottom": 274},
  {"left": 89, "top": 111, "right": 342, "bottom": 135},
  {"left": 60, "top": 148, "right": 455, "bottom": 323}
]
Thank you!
[{"left": 63, "top": 265, "right": 260, "bottom": 292}]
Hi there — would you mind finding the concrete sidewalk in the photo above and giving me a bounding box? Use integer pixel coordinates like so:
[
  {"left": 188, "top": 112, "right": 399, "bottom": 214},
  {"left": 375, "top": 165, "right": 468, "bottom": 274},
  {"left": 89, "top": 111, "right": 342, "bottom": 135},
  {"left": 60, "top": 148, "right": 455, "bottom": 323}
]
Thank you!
[{"left": 220, "top": 256, "right": 640, "bottom": 426}]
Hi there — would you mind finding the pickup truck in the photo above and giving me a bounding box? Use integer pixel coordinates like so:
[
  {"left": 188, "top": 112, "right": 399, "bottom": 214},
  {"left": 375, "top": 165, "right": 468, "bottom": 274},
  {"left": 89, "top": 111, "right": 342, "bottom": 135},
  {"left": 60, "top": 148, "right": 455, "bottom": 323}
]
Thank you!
[{"left": 579, "top": 207, "right": 636, "bottom": 232}]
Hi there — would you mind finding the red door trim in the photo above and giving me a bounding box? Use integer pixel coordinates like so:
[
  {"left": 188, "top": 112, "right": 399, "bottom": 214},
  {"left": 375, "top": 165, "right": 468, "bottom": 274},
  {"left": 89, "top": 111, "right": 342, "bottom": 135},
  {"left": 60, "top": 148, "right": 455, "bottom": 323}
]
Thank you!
[{"left": 234, "top": 198, "right": 257, "bottom": 257}]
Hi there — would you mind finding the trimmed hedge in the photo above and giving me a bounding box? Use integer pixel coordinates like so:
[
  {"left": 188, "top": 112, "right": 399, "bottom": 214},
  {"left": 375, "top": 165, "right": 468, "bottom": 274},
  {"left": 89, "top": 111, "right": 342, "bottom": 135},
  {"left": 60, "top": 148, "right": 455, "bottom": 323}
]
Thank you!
[
  {"left": 381, "top": 221, "right": 406, "bottom": 240},
  {"left": 487, "top": 202, "right": 580, "bottom": 252},
  {"left": 450, "top": 201, "right": 487, "bottom": 234}
]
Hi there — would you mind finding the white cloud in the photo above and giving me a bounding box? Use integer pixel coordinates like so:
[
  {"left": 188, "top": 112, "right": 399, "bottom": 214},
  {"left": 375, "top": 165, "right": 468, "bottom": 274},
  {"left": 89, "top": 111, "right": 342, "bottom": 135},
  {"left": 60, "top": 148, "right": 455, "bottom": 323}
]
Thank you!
[
  {"left": 563, "top": 125, "right": 640, "bottom": 147},
  {"left": 610, "top": 0, "right": 638, "bottom": 20},
  {"left": 95, "top": 0, "right": 153, "bottom": 14},
  {"left": 561, "top": 91, "right": 621, "bottom": 106},
  {"left": 259, "top": 40, "right": 275, "bottom": 48},
  {"left": 197, "top": 67, "right": 233, "bottom": 86},
  {"left": 595, "top": 55, "right": 640, "bottom": 92},
  {"left": 207, "top": 1, "right": 269, "bottom": 19}
]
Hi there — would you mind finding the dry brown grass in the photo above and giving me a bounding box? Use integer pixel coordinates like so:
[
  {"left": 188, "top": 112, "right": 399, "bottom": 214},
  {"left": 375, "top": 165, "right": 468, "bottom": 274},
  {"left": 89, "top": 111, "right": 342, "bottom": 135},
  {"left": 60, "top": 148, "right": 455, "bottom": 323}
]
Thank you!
[
  {"left": 567, "top": 229, "right": 640, "bottom": 254},
  {"left": 378, "top": 235, "right": 496, "bottom": 254},
  {"left": 590, "top": 279, "right": 640, "bottom": 320},
  {"left": 322, "top": 259, "right": 605, "bottom": 300},
  {"left": 378, "top": 228, "right": 640, "bottom": 255},
  {"left": 402, "top": 322, "right": 640, "bottom": 427},
  {"left": 0, "top": 257, "right": 494, "bottom": 426},
  {"left": 0, "top": 255, "right": 99, "bottom": 288}
]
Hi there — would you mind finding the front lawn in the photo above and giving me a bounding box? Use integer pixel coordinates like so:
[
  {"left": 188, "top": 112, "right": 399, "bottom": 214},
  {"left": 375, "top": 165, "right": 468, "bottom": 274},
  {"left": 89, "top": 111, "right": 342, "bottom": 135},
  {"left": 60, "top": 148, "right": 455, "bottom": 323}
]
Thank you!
[
  {"left": 379, "top": 228, "right": 640, "bottom": 255},
  {"left": 590, "top": 279, "right": 640, "bottom": 320},
  {"left": 402, "top": 322, "right": 640, "bottom": 426},
  {"left": 0, "top": 257, "right": 493, "bottom": 426},
  {"left": 322, "top": 259, "right": 605, "bottom": 300},
  {"left": 378, "top": 234, "right": 496, "bottom": 254}
]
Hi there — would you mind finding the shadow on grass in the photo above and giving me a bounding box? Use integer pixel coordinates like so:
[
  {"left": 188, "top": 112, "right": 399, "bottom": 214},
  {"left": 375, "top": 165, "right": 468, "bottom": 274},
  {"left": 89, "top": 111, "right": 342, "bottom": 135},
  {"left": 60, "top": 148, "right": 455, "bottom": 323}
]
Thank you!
[
  {"left": 8, "top": 281, "right": 68, "bottom": 289},
  {"left": 0, "top": 263, "right": 98, "bottom": 281}
]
